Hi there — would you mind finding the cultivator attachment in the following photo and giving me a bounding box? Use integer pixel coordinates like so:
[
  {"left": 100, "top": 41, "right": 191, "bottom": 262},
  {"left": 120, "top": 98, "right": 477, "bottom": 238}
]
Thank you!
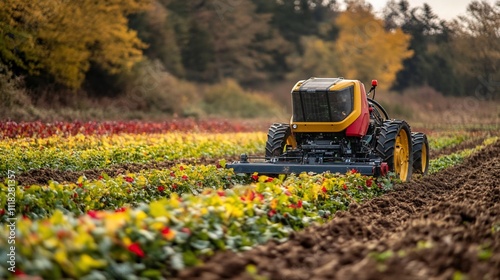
[{"left": 227, "top": 154, "right": 389, "bottom": 177}]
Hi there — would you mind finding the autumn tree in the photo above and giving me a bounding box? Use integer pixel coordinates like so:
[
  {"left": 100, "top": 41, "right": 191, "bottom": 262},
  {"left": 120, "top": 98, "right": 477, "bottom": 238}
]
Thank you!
[
  {"left": 291, "top": 1, "right": 413, "bottom": 90},
  {"left": 252, "top": 0, "right": 339, "bottom": 50},
  {"left": 383, "top": 0, "right": 461, "bottom": 95},
  {"left": 450, "top": 0, "right": 500, "bottom": 99},
  {"left": 129, "top": 0, "right": 184, "bottom": 77},
  {"left": 0, "top": 0, "right": 150, "bottom": 89},
  {"left": 287, "top": 37, "right": 339, "bottom": 80},
  {"left": 188, "top": 0, "right": 289, "bottom": 84}
]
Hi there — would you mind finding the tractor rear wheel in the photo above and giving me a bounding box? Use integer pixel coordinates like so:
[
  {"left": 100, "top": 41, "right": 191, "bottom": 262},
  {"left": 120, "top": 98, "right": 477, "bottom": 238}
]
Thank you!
[
  {"left": 376, "top": 120, "right": 413, "bottom": 182},
  {"left": 265, "top": 123, "right": 292, "bottom": 159},
  {"left": 411, "top": 132, "right": 429, "bottom": 175}
]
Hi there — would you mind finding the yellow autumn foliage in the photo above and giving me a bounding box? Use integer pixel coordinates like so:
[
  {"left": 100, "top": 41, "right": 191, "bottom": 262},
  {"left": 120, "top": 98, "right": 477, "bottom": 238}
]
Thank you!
[
  {"left": 334, "top": 2, "right": 413, "bottom": 89},
  {"left": 291, "top": 1, "right": 413, "bottom": 90},
  {"left": 0, "top": 0, "right": 150, "bottom": 88}
]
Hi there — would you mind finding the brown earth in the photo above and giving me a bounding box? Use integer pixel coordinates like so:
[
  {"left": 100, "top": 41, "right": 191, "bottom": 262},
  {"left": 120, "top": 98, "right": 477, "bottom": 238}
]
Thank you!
[{"left": 177, "top": 141, "right": 500, "bottom": 280}]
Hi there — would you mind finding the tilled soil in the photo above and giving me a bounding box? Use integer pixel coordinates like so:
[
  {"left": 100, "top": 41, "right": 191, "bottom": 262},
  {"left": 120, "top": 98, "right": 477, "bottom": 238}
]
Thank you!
[{"left": 178, "top": 141, "right": 500, "bottom": 280}]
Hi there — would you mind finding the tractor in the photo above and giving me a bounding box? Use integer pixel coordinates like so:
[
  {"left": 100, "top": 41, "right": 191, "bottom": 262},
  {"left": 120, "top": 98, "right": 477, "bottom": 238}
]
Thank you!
[{"left": 227, "top": 77, "right": 429, "bottom": 182}]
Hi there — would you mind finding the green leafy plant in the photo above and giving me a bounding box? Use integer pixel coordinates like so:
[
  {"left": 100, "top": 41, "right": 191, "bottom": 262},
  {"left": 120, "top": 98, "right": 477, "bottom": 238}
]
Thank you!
[{"left": 0, "top": 171, "right": 391, "bottom": 279}]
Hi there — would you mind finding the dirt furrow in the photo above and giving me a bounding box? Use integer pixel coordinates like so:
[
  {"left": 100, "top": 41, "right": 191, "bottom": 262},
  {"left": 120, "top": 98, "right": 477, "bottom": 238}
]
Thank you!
[{"left": 178, "top": 141, "right": 500, "bottom": 280}]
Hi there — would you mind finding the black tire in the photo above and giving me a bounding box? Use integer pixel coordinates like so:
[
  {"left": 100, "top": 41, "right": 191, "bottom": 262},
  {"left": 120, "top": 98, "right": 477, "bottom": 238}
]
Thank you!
[
  {"left": 376, "top": 120, "right": 413, "bottom": 182},
  {"left": 412, "top": 132, "right": 429, "bottom": 175},
  {"left": 265, "top": 123, "right": 291, "bottom": 159}
]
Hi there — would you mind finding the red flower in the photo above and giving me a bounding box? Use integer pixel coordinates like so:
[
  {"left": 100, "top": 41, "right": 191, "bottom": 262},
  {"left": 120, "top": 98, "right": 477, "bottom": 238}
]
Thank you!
[
  {"left": 321, "top": 186, "right": 327, "bottom": 193},
  {"left": 73, "top": 192, "right": 78, "bottom": 198},
  {"left": 350, "top": 169, "right": 359, "bottom": 174},
  {"left": 170, "top": 172, "right": 176, "bottom": 177},
  {"left": 366, "top": 179, "right": 373, "bottom": 188},
  {"left": 87, "top": 210, "right": 100, "bottom": 219},
  {"left": 248, "top": 191, "right": 255, "bottom": 201},
  {"left": 179, "top": 166, "right": 185, "bottom": 171},
  {"left": 284, "top": 190, "right": 291, "bottom": 196},
  {"left": 14, "top": 269, "right": 25, "bottom": 276},
  {"left": 98, "top": 176, "right": 104, "bottom": 180},
  {"left": 180, "top": 227, "right": 191, "bottom": 235},
  {"left": 172, "top": 184, "right": 178, "bottom": 189},
  {"left": 24, "top": 185, "right": 30, "bottom": 190},
  {"left": 268, "top": 209, "right": 277, "bottom": 217},
  {"left": 115, "top": 207, "right": 127, "bottom": 212},
  {"left": 57, "top": 230, "right": 69, "bottom": 240},
  {"left": 266, "top": 177, "right": 274, "bottom": 183},
  {"left": 0, "top": 209, "right": 5, "bottom": 215},
  {"left": 217, "top": 190, "right": 225, "bottom": 197},
  {"left": 77, "top": 183, "right": 83, "bottom": 187},
  {"left": 161, "top": 226, "right": 176, "bottom": 240},
  {"left": 127, "top": 242, "right": 145, "bottom": 258},
  {"left": 251, "top": 174, "right": 258, "bottom": 181},
  {"left": 289, "top": 200, "right": 303, "bottom": 209},
  {"left": 124, "top": 176, "right": 134, "bottom": 183},
  {"left": 256, "top": 193, "right": 264, "bottom": 201},
  {"left": 182, "top": 175, "right": 188, "bottom": 180},
  {"left": 158, "top": 186, "right": 165, "bottom": 192},
  {"left": 216, "top": 163, "right": 222, "bottom": 169},
  {"left": 343, "top": 184, "right": 348, "bottom": 190}
]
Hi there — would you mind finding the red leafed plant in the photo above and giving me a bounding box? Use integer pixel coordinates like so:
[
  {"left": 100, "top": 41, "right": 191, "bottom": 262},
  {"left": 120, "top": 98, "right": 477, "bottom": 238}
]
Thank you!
[{"left": 0, "top": 120, "right": 267, "bottom": 139}]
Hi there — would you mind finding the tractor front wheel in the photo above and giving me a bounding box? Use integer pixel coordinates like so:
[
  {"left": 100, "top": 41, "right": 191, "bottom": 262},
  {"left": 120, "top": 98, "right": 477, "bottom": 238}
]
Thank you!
[
  {"left": 265, "top": 123, "right": 292, "bottom": 159},
  {"left": 376, "top": 120, "right": 413, "bottom": 182}
]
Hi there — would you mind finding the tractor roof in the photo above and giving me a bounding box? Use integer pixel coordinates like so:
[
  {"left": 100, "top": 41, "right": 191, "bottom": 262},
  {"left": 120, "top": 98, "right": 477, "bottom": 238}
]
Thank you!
[{"left": 292, "top": 77, "right": 359, "bottom": 92}]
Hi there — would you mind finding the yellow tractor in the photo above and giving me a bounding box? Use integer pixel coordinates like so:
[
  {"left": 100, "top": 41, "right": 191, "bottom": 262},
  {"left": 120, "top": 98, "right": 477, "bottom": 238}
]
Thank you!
[{"left": 227, "top": 78, "right": 429, "bottom": 182}]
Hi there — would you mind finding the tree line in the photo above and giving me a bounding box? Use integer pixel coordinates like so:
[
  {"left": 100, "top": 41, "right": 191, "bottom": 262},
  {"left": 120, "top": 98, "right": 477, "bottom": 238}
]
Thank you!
[{"left": 0, "top": 0, "right": 499, "bottom": 101}]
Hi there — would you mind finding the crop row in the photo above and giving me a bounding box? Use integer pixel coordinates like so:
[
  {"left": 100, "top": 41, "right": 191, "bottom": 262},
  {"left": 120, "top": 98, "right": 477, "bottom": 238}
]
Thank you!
[
  {"left": 0, "top": 130, "right": 482, "bottom": 179},
  {"left": 0, "top": 120, "right": 268, "bottom": 139},
  {"left": 426, "top": 130, "right": 500, "bottom": 152},
  {"left": 1, "top": 164, "right": 247, "bottom": 221},
  {"left": 427, "top": 133, "right": 467, "bottom": 151},
  {"left": 7, "top": 131, "right": 494, "bottom": 222},
  {"left": 429, "top": 137, "right": 498, "bottom": 174},
  {"left": 0, "top": 132, "right": 265, "bottom": 177},
  {"left": 0, "top": 171, "right": 393, "bottom": 279}
]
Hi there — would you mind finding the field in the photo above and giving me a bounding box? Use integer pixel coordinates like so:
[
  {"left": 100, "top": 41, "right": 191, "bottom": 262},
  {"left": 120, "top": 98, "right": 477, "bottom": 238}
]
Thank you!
[{"left": 1, "top": 120, "right": 499, "bottom": 279}]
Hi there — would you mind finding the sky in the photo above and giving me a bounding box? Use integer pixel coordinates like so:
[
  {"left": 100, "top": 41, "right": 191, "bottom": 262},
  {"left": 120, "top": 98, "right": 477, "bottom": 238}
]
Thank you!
[{"left": 366, "top": 0, "right": 478, "bottom": 20}]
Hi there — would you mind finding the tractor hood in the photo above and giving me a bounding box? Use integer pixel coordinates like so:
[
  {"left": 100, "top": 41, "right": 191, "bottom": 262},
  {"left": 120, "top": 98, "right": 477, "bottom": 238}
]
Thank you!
[{"left": 290, "top": 78, "right": 369, "bottom": 135}]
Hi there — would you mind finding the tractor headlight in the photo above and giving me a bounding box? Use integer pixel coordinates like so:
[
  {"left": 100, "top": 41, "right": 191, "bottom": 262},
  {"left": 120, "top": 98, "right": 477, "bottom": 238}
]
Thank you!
[{"left": 292, "top": 124, "right": 298, "bottom": 129}]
